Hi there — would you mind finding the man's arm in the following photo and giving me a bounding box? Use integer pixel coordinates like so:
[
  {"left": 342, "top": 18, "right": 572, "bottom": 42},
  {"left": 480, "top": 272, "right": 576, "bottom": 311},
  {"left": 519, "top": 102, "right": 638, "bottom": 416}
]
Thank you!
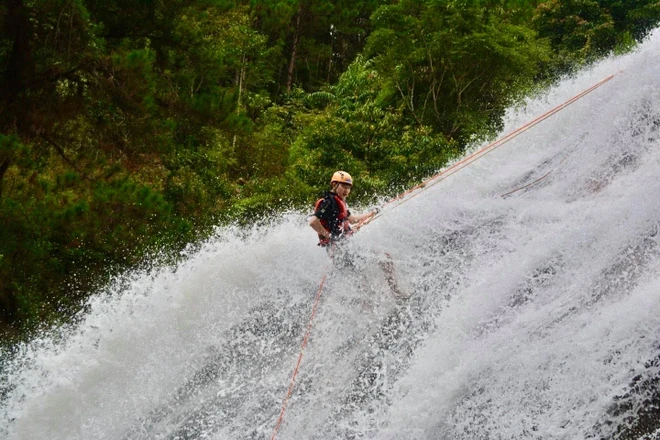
[
  {"left": 309, "top": 216, "right": 331, "bottom": 239},
  {"left": 347, "top": 210, "right": 377, "bottom": 224}
]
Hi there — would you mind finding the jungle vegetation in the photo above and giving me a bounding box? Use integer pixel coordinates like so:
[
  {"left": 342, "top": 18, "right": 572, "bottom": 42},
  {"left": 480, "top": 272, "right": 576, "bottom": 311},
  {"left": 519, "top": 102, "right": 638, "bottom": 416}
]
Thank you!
[{"left": 1, "top": 0, "right": 659, "bottom": 341}]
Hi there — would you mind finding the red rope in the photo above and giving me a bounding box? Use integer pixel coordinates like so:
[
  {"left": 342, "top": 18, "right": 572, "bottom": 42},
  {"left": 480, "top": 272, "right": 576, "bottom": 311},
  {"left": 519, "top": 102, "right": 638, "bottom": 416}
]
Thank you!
[
  {"left": 270, "top": 273, "right": 328, "bottom": 440},
  {"left": 356, "top": 74, "right": 615, "bottom": 230}
]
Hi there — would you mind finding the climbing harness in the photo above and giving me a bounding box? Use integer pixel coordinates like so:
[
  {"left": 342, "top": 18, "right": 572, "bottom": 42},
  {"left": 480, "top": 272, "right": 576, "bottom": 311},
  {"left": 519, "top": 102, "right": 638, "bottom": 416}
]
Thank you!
[{"left": 270, "top": 73, "right": 615, "bottom": 439}]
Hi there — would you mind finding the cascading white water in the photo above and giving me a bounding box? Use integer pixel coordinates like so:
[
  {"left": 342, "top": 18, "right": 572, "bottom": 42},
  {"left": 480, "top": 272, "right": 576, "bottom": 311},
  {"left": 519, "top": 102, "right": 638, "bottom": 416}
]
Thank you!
[{"left": 3, "top": 30, "right": 660, "bottom": 440}]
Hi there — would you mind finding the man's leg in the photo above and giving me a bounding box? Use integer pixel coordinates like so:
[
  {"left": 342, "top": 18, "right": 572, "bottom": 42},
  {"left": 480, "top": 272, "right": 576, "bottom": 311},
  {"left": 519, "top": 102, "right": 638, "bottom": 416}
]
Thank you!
[{"left": 379, "top": 252, "right": 409, "bottom": 299}]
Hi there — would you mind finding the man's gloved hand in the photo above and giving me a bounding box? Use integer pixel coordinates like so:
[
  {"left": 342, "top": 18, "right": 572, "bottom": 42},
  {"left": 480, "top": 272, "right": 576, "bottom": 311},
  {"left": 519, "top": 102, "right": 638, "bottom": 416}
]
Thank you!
[{"left": 318, "top": 233, "right": 335, "bottom": 246}]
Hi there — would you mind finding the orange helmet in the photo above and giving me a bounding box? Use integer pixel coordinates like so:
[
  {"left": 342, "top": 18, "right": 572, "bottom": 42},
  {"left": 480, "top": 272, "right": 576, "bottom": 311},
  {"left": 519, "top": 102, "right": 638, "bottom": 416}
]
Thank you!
[{"left": 330, "top": 171, "right": 353, "bottom": 186}]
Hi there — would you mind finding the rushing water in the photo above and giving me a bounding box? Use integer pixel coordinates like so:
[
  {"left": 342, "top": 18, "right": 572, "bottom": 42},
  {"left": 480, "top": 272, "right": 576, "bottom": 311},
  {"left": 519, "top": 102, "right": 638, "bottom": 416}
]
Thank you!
[{"left": 4, "top": 31, "right": 660, "bottom": 440}]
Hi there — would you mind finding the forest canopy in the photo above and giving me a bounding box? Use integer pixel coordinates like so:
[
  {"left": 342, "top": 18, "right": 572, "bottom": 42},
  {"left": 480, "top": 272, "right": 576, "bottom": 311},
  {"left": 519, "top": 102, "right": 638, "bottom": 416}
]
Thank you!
[{"left": 1, "top": 0, "right": 659, "bottom": 340}]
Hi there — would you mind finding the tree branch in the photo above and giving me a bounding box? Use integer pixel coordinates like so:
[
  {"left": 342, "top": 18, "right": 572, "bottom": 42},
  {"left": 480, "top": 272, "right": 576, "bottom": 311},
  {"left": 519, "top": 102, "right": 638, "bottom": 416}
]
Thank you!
[
  {"left": 396, "top": 78, "right": 423, "bottom": 128},
  {"left": 41, "top": 134, "right": 90, "bottom": 181}
]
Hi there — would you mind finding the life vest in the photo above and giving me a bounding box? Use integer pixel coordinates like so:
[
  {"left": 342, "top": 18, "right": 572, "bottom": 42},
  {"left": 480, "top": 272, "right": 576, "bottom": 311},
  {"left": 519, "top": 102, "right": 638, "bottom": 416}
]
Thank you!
[{"left": 314, "top": 194, "right": 353, "bottom": 245}]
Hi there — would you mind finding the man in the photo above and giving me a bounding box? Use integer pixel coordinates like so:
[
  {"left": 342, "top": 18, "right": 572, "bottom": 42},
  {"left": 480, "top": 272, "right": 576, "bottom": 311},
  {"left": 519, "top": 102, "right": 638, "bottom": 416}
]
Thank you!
[
  {"left": 309, "top": 170, "right": 408, "bottom": 299},
  {"left": 309, "top": 171, "right": 374, "bottom": 247}
]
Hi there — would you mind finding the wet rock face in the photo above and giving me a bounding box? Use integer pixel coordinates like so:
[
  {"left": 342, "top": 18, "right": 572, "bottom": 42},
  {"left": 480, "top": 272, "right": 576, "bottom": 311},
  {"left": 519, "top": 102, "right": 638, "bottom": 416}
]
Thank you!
[
  {"left": 590, "top": 229, "right": 660, "bottom": 440},
  {"left": 598, "top": 350, "right": 660, "bottom": 440}
]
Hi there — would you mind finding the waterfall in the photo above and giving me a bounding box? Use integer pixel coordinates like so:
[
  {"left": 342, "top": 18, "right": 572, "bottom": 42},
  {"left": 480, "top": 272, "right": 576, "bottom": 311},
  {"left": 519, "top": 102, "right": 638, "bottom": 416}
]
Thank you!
[{"left": 3, "top": 30, "right": 660, "bottom": 440}]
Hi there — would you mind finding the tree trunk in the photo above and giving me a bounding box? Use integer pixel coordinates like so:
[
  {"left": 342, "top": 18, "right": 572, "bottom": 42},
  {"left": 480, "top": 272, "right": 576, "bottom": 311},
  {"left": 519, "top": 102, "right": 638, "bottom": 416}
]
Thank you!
[
  {"left": 327, "top": 25, "right": 334, "bottom": 84},
  {"left": 232, "top": 52, "right": 247, "bottom": 151},
  {"left": 1, "top": 0, "right": 32, "bottom": 134},
  {"left": 0, "top": 1, "right": 30, "bottom": 199},
  {"left": 0, "top": 158, "right": 10, "bottom": 199},
  {"left": 286, "top": 5, "right": 303, "bottom": 93}
]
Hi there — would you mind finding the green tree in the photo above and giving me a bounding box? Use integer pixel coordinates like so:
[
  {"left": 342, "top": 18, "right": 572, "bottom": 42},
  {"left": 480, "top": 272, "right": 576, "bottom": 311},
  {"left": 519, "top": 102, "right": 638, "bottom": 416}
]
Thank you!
[
  {"left": 288, "top": 56, "right": 458, "bottom": 202},
  {"left": 532, "top": 0, "right": 660, "bottom": 67},
  {"left": 533, "top": 0, "right": 617, "bottom": 61},
  {"left": 366, "top": 0, "right": 551, "bottom": 142},
  {"left": 250, "top": 0, "right": 383, "bottom": 93},
  {"left": 0, "top": 0, "right": 275, "bottom": 336}
]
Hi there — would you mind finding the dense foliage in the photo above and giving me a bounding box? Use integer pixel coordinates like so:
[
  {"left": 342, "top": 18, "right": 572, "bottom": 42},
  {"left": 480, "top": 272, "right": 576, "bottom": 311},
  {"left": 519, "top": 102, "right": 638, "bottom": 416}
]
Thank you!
[{"left": 1, "top": 0, "right": 659, "bottom": 340}]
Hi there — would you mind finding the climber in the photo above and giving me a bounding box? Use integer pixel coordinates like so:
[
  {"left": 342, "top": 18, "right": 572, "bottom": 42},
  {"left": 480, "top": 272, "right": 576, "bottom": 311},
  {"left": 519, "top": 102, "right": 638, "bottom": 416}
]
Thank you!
[{"left": 309, "top": 171, "right": 408, "bottom": 299}]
